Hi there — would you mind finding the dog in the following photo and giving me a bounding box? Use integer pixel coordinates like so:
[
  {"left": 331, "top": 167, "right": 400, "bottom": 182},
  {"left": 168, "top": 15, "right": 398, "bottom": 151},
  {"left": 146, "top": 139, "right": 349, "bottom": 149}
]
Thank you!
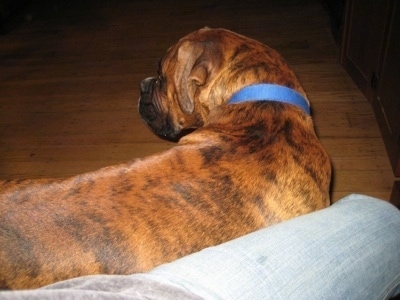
[{"left": 0, "top": 28, "right": 331, "bottom": 290}]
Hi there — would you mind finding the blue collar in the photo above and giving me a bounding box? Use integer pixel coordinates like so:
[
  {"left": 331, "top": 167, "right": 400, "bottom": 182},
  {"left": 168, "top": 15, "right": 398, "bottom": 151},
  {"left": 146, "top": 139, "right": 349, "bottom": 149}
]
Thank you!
[{"left": 228, "top": 84, "right": 310, "bottom": 115}]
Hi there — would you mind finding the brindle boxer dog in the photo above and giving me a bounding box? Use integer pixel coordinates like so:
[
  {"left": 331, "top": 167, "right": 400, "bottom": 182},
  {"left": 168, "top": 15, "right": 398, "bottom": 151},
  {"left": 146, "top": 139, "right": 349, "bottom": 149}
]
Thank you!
[{"left": 0, "top": 28, "right": 331, "bottom": 290}]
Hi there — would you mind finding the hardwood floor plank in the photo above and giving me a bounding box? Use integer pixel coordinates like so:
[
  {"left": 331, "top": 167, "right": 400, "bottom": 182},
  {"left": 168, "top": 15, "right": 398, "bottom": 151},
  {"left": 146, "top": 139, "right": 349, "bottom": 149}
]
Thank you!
[
  {"left": 0, "top": 0, "right": 393, "bottom": 202},
  {"left": 1, "top": 143, "right": 173, "bottom": 162}
]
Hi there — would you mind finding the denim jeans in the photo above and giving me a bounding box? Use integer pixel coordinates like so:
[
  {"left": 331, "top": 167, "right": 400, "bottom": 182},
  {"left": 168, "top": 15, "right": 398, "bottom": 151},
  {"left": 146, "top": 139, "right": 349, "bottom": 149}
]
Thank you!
[
  {"left": 1, "top": 194, "right": 399, "bottom": 299},
  {"left": 150, "top": 194, "right": 400, "bottom": 299}
]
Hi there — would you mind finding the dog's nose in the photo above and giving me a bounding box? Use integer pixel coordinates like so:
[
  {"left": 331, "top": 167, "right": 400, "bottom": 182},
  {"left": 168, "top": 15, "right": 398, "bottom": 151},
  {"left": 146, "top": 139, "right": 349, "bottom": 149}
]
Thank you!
[{"left": 140, "top": 77, "right": 155, "bottom": 93}]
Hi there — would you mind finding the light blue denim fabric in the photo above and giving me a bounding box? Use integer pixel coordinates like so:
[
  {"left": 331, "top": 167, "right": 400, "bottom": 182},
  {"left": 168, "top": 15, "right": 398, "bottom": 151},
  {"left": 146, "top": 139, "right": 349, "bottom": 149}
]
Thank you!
[
  {"left": 1, "top": 194, "right": 399, "bottom": 299},
  {"left": 150, "top": 194, "right": 400, "bottom": 300}
]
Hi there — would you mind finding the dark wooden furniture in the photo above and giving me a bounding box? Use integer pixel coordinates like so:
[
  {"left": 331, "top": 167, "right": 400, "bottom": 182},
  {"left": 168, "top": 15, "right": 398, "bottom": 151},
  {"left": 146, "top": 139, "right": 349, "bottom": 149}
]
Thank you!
[
  {"left": 322, "top": 0, "right": 346, "bottom": 43},
  {"left": 341, "top": 0, "right": 400, "bottom": 205}
]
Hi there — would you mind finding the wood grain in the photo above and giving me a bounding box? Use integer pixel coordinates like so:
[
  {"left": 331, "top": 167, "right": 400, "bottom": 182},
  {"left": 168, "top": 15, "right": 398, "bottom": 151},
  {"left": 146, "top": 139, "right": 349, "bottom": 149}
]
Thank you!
[{"left": 0, "top": 0, "right": 392, "bottom": 202}]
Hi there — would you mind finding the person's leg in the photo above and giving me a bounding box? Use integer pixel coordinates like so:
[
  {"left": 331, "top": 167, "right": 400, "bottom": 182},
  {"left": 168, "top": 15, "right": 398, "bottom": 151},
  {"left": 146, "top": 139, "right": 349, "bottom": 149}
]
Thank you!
[
  {"left": 1, "top": 194, "right": 399, "bottom": 300},
  {"left": 149, "top": 194, "right": 400, "bottom": 299}
]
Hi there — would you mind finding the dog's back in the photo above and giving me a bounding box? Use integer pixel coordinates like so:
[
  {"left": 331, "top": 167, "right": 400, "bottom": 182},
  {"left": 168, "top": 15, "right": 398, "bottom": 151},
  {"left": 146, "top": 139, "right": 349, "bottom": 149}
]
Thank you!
[{"left": 0, "top": 100, "right": 330, "bottom": 289}]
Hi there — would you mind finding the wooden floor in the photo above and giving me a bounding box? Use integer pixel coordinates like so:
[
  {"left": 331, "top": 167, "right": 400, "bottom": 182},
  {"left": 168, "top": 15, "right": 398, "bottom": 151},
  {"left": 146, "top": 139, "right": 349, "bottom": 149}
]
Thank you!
[{"left": 0, "top": 0, "right": 393, "bottom": 202}]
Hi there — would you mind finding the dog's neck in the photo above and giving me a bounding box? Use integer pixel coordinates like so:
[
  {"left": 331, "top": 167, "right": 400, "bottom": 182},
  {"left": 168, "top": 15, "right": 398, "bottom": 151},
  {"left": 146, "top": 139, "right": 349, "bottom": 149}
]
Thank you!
[{"left": 228, "top": 84, "right": 310, "bottom": 115}]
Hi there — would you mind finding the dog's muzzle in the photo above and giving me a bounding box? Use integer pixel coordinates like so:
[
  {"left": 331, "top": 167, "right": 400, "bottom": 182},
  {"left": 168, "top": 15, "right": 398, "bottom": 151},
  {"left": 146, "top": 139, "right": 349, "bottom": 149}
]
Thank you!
[
  {"left": 138, "top": 77, "right": 178, "bottom": 140},
  {"left": 139, "top": 77, "right": 159, "bottom": 122}
]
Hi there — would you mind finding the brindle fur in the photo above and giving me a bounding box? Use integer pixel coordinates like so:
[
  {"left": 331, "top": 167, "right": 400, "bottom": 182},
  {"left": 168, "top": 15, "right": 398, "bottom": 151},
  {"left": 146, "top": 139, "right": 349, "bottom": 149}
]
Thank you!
[
  {"left": 139, "top": 28, "right": 307, "bottom": 139},
  {"left": 0, "top": 28, "right": 331, "bottom": 290}
]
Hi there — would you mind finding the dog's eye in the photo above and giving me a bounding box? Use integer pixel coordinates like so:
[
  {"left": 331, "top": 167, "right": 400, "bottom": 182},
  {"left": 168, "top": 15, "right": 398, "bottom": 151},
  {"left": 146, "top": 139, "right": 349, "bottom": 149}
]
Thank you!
[
  {"left": 156, "top": 73, "right": 165, "bottom": 89},
  {"left": 157, "top": 70, "right": 162, "bottom": 81},
  {"left": 159, "top": 77, "right": 165, "bottom": 89},
  {"left": 157, "top": 60, "right": 163, "bottom": 76},
  {"left": 157, "top": 69, "right": 164, "bottom": 80},
  {"left": 156, "top": 61, "right": 166, "bottom": 89}
]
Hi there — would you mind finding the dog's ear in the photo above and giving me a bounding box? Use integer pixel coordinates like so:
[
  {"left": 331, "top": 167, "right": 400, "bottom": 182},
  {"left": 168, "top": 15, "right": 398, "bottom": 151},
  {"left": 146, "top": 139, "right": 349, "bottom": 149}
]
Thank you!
[{"left": 174, "top": 41, "right": 209, "bottom": 115}]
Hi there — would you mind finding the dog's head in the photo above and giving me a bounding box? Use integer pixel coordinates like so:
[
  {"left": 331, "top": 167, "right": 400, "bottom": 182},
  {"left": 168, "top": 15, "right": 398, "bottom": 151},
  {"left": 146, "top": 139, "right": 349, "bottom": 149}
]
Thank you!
[{"left": 139, "top": 27, "right": 307, "bottom": 140}]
